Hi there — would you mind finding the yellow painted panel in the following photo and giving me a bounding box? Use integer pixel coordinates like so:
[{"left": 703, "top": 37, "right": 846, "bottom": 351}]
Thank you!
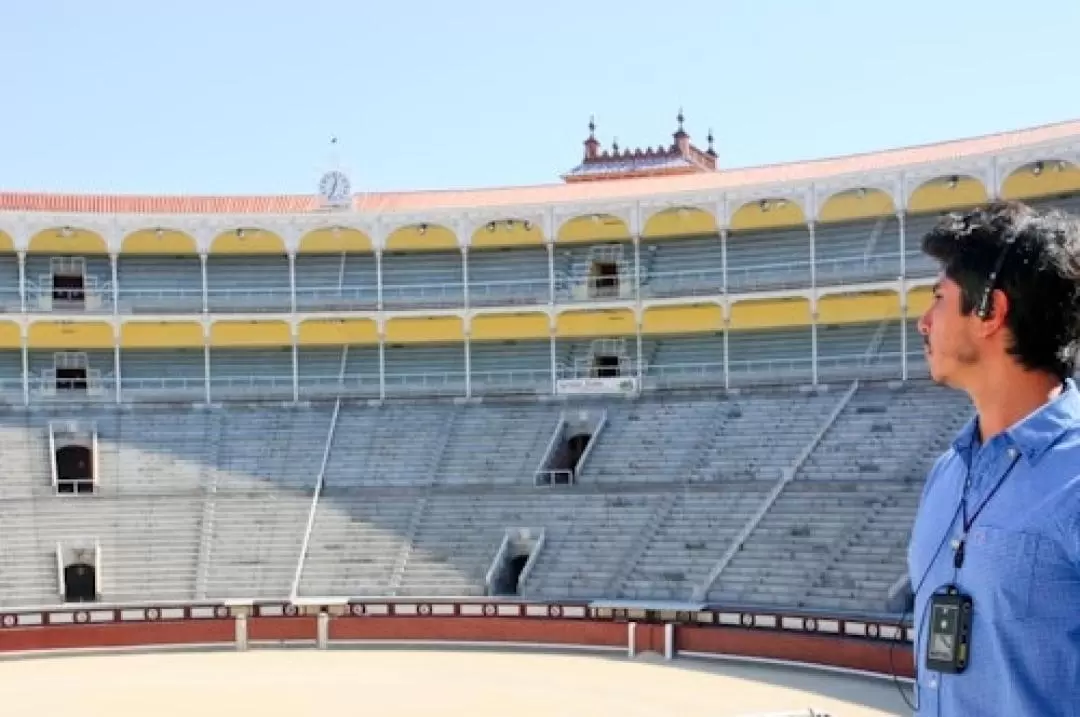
[
  {"left": 555, "top": 309, "right": 636, "bottom": 338},
  {"left": 818, "top": 189, "right": 896, "bottom": 224},
  {"left": 0, "top": 231, "right": 14, "bottom": 253},
  {"left": 557, "top": 214, "right": 631, "bottom": 244},
  {"left": 817, "top": 292, "right": 901, "bottom": 325},
  {"left": 906, "top": 286, "right": 934, "bottom": 318},
  {"left": 642, "top": 304, "right": 723, "bottom": 335},
  {"left": 27, "top": 228, "right": 108, "bottom": 255},
  {"left": 471, "top": 313, "right": 550, "bottom": 341},
  {"left": 730, "top": 199, "right": 806, "bottom": 231},
  {"left": 297, "top": 319, "right": 379, "bottom": 346},
  {"left": 642, "top": 207, "right": 719, "bottom": 240},
  {"left": 385, "top": 224, "right": 458, "bottom": 252},
  {"left": 28, "top": 321, "right": 114, "bottom": 349},
  {"left": 471, "top": 219, "right": 545, "bottom": 249},
  {"left": 384, "top": 316, "right": 464, "bottom": 344},
  {"left": 121, "top": 322, "right": 204, "bottom": 348},
  {"left": 298, "top": 227, "right": 373, "bottom": 254},
  {"left": 210, "top": 229, "right": 286, "bottom": 255},
  {"left": 1001, "top": 162, "right": 1080, "bottom": 201},
  {"left": 908, "top": 176, "right": 988, "bottom": 214},
  {"left": 729, "top": 298, "right": 810, "bottom": 330},
  {"left": 0, "top": 321, "right": 20, "bottom": 349},
  {"left": 121, "top": 229, "right": 198, "bottom": 255},
  {"left": 210, "top": 320, "right": 291, "bottom": 347}
]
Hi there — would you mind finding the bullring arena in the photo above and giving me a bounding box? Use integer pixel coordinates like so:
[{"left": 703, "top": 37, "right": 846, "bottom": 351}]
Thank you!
[{"left": 1, "top": 114, "right": 1079, "bottom": 716}]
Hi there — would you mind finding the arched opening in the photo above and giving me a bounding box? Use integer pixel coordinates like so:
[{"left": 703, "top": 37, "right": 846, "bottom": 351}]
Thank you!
[
  {"left": 1001, "top": 160, "right": 1080, "bottom": 203},
  {"left": 908, "top": 175, "right": 989, "bottom": 215},
  {"left": 556, "top": 213, "right": 631, "bottom": 244},
  {"left": 56, "top": 444, "right": 93, "bottom": 494},
  {"left": 63, "top": 561, "right": 97, "bottom": 602},
  {"left": 641, "top": 206, "right": 718, "bottom": 240}
]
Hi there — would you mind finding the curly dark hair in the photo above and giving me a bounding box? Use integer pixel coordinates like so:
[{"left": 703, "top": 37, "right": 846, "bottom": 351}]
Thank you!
[{"left": 921, "top": 200, "right": 1080, "bottom": 379}]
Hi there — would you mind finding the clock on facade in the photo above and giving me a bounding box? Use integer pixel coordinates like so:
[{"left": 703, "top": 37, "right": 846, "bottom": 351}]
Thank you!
[{"left": 318, "top": 170, "right": 351, "bottom": 204}]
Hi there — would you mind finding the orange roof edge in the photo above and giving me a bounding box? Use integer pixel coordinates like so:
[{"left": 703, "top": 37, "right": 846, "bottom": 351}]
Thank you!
[{"left": 1, "top": 118, "right": 1078, "bottom": 216}]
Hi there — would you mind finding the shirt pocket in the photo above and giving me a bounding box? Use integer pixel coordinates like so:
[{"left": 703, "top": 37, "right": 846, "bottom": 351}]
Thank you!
[
  {"left": 1026, "top": 533, "right": 1080, "bottom": 621},
  {"left": 963, "top": 525, "right": 1039, "bottom": 617}
]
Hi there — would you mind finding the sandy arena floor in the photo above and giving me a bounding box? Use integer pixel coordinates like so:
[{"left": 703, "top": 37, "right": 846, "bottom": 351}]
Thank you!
[{"left": 0, "top": 648, "right": 910, "bottom": 716}]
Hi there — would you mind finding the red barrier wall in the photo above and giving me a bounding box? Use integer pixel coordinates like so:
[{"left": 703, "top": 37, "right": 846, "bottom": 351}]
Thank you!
[
  {"left": 0, "top": 620, "right": 233, "bottom": 653},
  {"left": 0, "top": 601, "right": 913, "bottom": 681},
  {"left": 249, "top": 616, "right": 317, "bottom": 642},
  {"left": 677, "top": 625, "right": 913, "bottom": 678},
  {"left": 331, "top": 616, "right": 627, "bottom": 648}
]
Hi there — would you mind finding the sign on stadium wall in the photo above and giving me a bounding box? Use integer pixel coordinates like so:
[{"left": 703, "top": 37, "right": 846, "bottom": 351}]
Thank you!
[{"left": 555, "top": 377, "right": 640, "bottom": 396}]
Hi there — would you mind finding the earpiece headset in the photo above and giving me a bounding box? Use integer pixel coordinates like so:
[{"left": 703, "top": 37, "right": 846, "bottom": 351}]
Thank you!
[{"left": 975, "top": 233, "right": 1017, "bottom": 320}]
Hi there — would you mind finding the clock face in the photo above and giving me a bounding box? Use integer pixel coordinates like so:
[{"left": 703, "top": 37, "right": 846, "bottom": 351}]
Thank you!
[{"left": 318, "top": 171, "right": 350, "bottom": 203}]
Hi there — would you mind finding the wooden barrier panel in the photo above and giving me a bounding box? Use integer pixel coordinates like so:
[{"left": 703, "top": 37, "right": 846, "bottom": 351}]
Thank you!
[
  {"left": 249, "top": 617, "right": 318, "bottom": 643},
  {"left": 332, "top": 616, "right": 627, "bottom": 649},
  {"left": 676, "top": 625, "right": 913, "bottom": 679}
]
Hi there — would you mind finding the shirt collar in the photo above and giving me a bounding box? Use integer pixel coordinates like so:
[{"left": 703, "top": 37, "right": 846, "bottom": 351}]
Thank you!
[{"left": 951, "top": 378, "right": 1080, "bottom": 465}]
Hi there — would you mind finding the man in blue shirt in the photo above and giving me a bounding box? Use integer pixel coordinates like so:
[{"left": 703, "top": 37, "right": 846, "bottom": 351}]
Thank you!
[{"left": 908, "top": 200, "right": 1080, "bottom": 716}]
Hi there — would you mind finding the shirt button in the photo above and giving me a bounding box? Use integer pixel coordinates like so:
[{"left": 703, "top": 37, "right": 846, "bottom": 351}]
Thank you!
[
  {"left": 1008, "top": 448, "right": 1017, "bottom": 458},
  {"left": 930, "top": 677, "right": 939, "bottom": 689}
]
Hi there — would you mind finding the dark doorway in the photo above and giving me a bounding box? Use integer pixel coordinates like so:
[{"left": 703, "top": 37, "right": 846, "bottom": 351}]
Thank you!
[
  {"left": 53, "top": 273, "right": 86, "bottom": 304},
  {"left": 492, "top": 554, "right": 530, "bottom": 596},
  {"left": 506, "top": 554, "right": 529, "bottom": 593},
  {"left": 63, "top": 562, "right": 97, "bottom": 602},
  {"left": 56, "top": 366, "right": 88, "bottom": 392},
  {"left": 565, "top": 433, "right": 590, "bottom": 468},
  {"left": 592, "top": 354, "right": 621, "bottom": 378},
  {"left": 591, "top": 261, "right": 619, "bottom": 298},
  {"left": 56, "top": 445, "right": 93, "bottom": 494}
]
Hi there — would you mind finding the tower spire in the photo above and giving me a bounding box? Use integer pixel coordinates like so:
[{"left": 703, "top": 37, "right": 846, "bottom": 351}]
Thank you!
[
  {"left": 583, "top": 115, "right": 601, "bottom": 160},
  {"left": 674, "top": 108, "right": 688, "bottom": 139}
]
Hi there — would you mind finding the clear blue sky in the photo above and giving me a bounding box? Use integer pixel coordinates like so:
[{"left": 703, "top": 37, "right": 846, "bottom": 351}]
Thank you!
[{"left": 2, "top": 0, "right": 1078, "bottom": 196}]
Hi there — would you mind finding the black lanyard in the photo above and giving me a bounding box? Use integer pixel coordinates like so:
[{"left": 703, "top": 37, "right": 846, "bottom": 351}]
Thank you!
[{"left": 953, "top": 448, "right": 1022, "bottom": 569}]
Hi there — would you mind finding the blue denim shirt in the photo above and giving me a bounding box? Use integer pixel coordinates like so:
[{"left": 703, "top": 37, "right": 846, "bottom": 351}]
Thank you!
[{"left": 908, "top": 379, "right": 1080, "bottom": 716}]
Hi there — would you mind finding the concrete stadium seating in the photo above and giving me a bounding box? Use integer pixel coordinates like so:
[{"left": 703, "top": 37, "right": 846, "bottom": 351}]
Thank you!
[
  {"left": 467, "top": 247, "right": 550, "bottom": 306},
  {"left": 117, "top": 256, "right": 203, "bottom": 313},
  {"left": 0, "top": 378, "right": 971, "bottom": 614},
  {"left": 704, "top": 383, "right": 972, "bottom": 612},
  {"left": 294, "top": 254, "right": 378, "bottom": 311}
]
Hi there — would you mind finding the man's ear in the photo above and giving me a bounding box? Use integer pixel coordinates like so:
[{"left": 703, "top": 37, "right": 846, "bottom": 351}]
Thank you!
[{"left": 977, "top": 288, "right": 1010, "bottom": 335}]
